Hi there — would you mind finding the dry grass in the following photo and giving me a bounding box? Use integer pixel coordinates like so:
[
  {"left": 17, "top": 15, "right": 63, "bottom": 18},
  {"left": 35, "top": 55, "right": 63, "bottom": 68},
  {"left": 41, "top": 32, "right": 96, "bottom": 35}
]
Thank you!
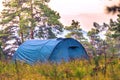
[{"left": 0, "top": 57, "right": 120, "bottom": 80}]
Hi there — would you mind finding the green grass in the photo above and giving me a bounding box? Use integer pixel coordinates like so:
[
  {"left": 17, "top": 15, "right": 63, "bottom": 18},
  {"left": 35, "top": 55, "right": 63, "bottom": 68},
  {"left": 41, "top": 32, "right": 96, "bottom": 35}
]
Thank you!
[{"left": 0, "top": 57, "right": 120, "bottom": 80}]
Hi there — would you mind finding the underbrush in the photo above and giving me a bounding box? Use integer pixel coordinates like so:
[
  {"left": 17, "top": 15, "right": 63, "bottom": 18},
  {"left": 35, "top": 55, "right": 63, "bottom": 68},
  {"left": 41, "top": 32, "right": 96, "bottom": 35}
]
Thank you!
[{"left": 0, "top": 57, "right": 120, "bottom": 80}]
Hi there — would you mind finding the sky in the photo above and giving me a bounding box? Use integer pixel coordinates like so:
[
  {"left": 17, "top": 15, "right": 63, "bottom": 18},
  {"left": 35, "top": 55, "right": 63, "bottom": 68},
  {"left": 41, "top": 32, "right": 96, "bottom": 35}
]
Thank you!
[
  {"left": 48, "top": 0, "right": 119, "bottom": 14},
  {"left": 48, "top": 0, "right": 119, "bottom": 31},
  {"left": 0, "top": 1, "right": 3, "bottom": 11},
  {"left": 0, "top": 0, "right": 119, "bottom": 31},
  {"left": 49, "top": 0, "right": 107, "bottom": 14}
]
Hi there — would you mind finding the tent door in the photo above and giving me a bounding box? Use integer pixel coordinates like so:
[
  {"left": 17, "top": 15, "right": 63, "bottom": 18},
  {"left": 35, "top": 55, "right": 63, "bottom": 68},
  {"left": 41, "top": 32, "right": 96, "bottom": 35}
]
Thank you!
[{"left": 68, "top": 46, "right": 81, "bottom": 59}]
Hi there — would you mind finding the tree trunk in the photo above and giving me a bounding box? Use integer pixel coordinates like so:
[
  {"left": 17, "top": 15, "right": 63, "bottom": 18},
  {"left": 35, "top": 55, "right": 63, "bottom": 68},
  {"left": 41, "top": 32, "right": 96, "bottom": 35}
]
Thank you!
[
  {"left": 30, "top": 0, "right": 34, "bottom": 39},
  {"left": 20, "top": 32, "right": 24, "bottom": 43},
  {"left": 30, "top": 29, "right": 34, "bottom": 39}
]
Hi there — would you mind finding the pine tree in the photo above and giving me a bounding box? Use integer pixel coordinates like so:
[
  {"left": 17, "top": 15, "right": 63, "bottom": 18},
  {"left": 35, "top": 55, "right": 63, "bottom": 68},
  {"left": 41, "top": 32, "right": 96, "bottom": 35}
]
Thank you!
[
  {"left": 0, "top": 0, "right": 30, "bottom": 42},
  {"left": 107, "top": 15, "right": 120, "bottom": 54},
  {"left": 0, "top": 0, "right": 63, "bottom": 57},
  {"left": 65, "top": 20, "right": 85, "bottom": 42},
  {"left": 106, "top": 1, "right": 120, "bottom": 14},
  {"left": 109, "top": 15, "right": 120, "bottom": 39},
  {"left": 0, "top": 0, "right": 63, "bottom": 41}
]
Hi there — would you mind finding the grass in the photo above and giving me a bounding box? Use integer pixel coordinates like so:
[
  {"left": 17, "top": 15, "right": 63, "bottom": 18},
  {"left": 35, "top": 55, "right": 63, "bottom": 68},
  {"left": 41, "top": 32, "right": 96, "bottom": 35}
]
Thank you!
[{"left": 0, "top": 57, "right": 120, "bottom": 80}]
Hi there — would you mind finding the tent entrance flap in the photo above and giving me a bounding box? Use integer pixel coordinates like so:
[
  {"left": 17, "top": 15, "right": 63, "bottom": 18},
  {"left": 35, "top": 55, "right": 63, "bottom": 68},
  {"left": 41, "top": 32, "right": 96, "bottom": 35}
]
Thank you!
[{"left": 68, "top": 46, "right": 83, "bottom": 59}]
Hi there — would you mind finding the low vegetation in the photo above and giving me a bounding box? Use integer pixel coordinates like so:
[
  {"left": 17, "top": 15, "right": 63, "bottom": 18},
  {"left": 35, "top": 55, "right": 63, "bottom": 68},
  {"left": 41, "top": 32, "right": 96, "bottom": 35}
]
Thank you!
[{"left": 0, "top": 56, "right": 120, "bottom": 80}]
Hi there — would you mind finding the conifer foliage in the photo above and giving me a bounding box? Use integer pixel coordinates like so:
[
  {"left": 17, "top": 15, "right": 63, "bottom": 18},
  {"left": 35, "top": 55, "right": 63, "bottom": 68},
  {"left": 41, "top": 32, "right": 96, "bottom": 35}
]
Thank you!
[{"left": 0, "top": 0, "right": 63, "bottom": 57}]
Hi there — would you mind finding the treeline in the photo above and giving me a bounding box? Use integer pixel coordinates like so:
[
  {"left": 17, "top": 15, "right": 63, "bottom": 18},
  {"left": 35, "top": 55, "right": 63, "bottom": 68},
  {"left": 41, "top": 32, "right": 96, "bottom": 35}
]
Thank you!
[{"left": 0, "top": 0, "right": 119, "bottom": 59}]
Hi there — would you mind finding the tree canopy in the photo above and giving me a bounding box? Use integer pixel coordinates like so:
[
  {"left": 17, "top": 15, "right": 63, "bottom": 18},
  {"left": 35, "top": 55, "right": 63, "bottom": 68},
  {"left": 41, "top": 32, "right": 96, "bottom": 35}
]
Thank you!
[{"left": 0, "top": 0, "right": 63, "bottom": 57}]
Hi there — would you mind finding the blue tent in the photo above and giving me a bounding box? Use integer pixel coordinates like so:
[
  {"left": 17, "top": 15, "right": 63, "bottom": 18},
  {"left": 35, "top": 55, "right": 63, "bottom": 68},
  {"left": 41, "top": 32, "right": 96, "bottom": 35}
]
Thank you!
[{"left": 12, "top": 38, "right": 89, "bottom": 64}]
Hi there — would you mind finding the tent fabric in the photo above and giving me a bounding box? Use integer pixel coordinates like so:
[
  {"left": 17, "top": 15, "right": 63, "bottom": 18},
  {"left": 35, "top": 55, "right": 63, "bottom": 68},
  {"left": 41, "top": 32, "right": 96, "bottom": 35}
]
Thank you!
[{"left": 12, "top": 38, "right": 89, "bottom": 64}]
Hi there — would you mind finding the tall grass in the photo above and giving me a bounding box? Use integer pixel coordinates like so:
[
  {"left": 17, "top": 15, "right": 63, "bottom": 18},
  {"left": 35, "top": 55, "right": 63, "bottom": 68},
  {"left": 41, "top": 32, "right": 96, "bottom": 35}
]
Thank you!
[{"left": 0, "top": 57, "right": 120, "bottom": 80}]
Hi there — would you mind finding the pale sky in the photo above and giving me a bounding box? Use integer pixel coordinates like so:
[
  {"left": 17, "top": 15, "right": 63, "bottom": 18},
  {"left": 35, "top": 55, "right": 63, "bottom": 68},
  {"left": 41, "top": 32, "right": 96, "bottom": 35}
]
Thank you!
[
  {"left": 0, "top": 1, "right": 3, "bottom": 11},
  {"left": 49, "top": 0, "right": 102, "bottom": 14},
  {"left": 0, "top": 0, "right": 119, "bottom": 31},
  {"left": 48, "top": 0, "right": 119, "bottom": 14},
  {"left": 48, "top": 0, "right": 119, "bottom": 31}
]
